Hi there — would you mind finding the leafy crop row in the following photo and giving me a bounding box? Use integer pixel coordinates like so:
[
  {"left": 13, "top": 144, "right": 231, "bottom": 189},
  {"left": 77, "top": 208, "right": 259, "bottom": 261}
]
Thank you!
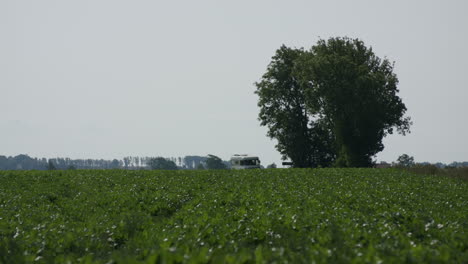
[{"left": 0, "top": 169, "right": 466, "bottom": 263}]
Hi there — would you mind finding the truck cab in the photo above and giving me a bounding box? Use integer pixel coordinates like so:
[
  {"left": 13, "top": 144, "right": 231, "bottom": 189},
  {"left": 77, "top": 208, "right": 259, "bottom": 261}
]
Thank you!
[{"left": 230, "top": 154, "right": 261, "bottom": 169}]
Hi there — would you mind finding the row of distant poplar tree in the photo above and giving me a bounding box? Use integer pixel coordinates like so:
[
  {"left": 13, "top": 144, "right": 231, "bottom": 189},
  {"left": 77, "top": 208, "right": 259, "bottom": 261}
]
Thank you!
[{"left": 0, "top": 154, "right": 229, "bottom": 170}]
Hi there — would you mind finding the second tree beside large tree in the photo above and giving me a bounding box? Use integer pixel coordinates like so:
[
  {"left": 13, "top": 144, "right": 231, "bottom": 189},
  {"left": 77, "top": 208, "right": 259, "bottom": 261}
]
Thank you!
[{"left": 256, "top": 37, "right": 411, "bottom": 168}]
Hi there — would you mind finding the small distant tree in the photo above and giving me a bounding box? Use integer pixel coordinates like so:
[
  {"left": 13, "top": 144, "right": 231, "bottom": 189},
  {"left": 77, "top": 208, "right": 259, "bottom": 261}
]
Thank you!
[
  {"left": 123, "top": 157, "right": 131, "bottom": 169},
  {"left": 0, "top": 155, "right": 7, "bottom": 170},
  {"left": 47, "top": 160, "right": 56, "bottom": 170},
  {"left": 267, "top": 163, "right": 277, "bottom": 169},
  {"left": 147, "top": 157, "right": 178, "bottom": 170},
  {"left": 111, "top": 159, "right": 120, "bottom": 169},
  {"left": 397, "top": 154, "right": 414, "bottom": 167},
  {"left": 67, "top": 165, "right": 76, "bottom": 170},
  {"left": 205, "top": 154, "right": 227, "bottom": 169}
]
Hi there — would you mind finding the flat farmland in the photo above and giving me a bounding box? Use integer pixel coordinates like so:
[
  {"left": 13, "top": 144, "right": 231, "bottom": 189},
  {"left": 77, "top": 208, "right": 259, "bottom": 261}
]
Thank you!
[{"left": 0, "top": 169, "right": 466, "bottom": 263}]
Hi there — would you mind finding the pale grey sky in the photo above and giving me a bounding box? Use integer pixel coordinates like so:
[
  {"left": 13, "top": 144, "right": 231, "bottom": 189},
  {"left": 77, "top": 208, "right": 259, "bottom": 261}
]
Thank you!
[{"left": 1, "top": 0, "right": 467, "bottom": 165}]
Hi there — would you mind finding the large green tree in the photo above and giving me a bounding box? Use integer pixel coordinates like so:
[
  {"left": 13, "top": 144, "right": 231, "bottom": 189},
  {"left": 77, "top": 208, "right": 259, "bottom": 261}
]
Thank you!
[
  {"left": 255, "top": 46, "right": 335, "bottom": 168},
  {"left": 301, "top": 38, "right": 411, "bottom": 167},
  {"left": 256, "top": 38, "right": 411, "bottom": 168}
]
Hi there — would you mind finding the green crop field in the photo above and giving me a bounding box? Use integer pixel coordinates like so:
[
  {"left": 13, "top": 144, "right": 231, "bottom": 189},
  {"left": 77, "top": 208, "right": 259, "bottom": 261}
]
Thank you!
[{"left": 0, "top": 169, "right": 467, "bottom": 263}]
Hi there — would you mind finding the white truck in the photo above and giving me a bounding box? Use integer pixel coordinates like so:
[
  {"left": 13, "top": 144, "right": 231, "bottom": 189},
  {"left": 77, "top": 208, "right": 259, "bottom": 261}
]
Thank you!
[{"left": 230, "top": 154, "right": 261, "bottom": 169}]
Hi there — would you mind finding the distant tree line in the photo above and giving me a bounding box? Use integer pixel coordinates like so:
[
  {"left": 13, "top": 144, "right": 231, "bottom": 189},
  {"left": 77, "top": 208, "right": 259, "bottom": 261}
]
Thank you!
[
  {"left": 401, "top": 161, "right": 468, "bottom": 169},
  {"left": 0, "top": 154, "right": 231, "bottom": 170},
  {"left": 376, "top": 154, "right": 468, "bottom": 169}
]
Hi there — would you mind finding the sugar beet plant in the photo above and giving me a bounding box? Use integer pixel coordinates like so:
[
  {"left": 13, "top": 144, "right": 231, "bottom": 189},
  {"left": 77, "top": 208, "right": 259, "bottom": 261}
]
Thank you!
[{"left": 0, "top": 169, "right": 467, "bottom": 263}]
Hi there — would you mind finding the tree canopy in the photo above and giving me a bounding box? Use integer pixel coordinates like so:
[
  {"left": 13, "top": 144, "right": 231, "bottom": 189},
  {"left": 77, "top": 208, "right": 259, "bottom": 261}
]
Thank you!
[
  {"left": 205, "top": 154, "right": 227, "bottom": 169},
  {"left": 256, "top": 37, "right": 411, "bottom": 168},
  {"left": 147, "top": 157, "right": 178, "bottom": 170},
  {"left": 255, "top": 46, "right": 335, "bottom": 168},
  {"left": 397, "top": 154, "right": 415, "bottom": 167}
]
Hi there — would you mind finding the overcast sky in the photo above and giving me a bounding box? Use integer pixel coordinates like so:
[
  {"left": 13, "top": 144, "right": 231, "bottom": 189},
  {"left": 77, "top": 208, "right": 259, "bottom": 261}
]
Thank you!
[{"left": 1, "top": 0, "right": 467, "bottom": 165}]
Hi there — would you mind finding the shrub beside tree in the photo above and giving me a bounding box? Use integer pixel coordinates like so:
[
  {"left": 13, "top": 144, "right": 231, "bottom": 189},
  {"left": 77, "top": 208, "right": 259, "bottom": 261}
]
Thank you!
[
  {"left": 267, "top": 163, "right": 277, "bottom": 169},
  {"left": 205, "top": 155, "right": 227, "bottom": 169},
  {"left": 147, "top": 157, "right": 178, "bottom": 170}
]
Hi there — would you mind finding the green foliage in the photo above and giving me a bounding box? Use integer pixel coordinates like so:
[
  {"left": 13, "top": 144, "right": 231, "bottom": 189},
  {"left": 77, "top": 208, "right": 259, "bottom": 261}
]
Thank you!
[
  {"left": 255, "top": 46, "right": 335, "bottom": 168},
  {"left": 147, "top": 157, "right": 178, "bottom": 170},
  {"left": 0, "top": 169, "right": 466, "bottom": 263},
  {"left": 256, "top": 38, "right": 411, "bottom": 168},
  {"left": 302, "top": 37, "right": 411, "bottom": 167},
  {"left": 205, "top": 154, "right": 227, "bottom": 170},
  {"left": 397, "top": 154, "right": 415, "bottom": 167}
]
